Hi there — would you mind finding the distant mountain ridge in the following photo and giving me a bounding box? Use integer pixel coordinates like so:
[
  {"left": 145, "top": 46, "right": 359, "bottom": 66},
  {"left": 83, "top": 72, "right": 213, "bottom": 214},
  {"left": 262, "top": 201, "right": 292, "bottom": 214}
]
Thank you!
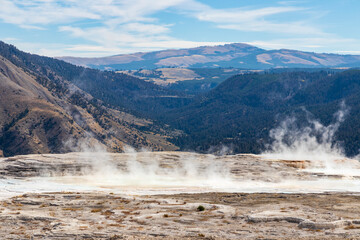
[{"left": 58, "top": 43, "right": 360, "bottom": 70}]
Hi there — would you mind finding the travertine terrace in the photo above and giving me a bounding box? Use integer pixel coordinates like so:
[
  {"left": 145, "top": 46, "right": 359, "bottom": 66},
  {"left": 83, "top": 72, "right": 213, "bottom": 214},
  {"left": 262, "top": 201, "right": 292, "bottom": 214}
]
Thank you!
[{"left": 1, "top": 152, "right": 360, "bottom": 239}]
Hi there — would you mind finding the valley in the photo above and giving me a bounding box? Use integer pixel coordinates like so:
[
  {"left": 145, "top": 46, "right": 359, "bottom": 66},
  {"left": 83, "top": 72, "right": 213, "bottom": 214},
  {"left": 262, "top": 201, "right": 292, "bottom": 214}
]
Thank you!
[
  {"left": 117, "top": 68, "right": 262, "bottom": 93},
  {"left": 0, "top": 39, "right": 360, "bottom": 239},
  {"left": 1, "top": 1, "right": 360, "bottom": 239},
  {"left": 3, "top": 40, "right": 360, "bottom": 158}
]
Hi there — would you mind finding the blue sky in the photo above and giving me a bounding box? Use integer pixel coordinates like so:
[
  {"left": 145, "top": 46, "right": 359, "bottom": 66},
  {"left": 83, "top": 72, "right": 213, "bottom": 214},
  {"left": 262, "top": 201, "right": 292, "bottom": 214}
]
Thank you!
[{"left": 0, "top": 0, "right": 359, "bottom": 57}]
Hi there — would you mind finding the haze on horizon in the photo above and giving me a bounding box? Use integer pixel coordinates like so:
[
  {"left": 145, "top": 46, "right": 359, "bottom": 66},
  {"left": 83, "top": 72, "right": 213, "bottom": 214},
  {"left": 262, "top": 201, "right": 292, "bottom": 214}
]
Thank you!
[{"left": 0, "top": 0, "right": 359, "bottom": 58}]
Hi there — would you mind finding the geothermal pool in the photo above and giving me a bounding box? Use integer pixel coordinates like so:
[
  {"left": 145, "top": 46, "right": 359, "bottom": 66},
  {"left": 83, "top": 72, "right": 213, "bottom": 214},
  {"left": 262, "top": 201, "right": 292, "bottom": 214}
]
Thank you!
[{"left": 1, "top": 151, "right": 360, "bottom": 198}]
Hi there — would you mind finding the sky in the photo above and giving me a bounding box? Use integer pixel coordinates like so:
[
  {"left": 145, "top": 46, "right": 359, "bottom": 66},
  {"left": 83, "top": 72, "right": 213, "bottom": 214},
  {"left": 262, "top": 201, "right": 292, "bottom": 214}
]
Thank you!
[{"left": 0, "top": 0, "right": 359, "bottom": 57}]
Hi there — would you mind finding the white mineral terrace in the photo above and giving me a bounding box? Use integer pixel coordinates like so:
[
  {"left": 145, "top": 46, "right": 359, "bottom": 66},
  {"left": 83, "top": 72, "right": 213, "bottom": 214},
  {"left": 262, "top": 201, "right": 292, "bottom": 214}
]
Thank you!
[{"left": 1, "top": 151, "right": 360, "bottom": 199}]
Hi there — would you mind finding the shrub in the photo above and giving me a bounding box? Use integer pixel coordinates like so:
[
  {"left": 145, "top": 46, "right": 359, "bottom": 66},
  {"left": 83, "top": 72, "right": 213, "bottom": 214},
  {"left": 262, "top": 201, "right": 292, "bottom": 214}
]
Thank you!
[{"left": 197, "top": 205, "right": 205, "bottom": 211}]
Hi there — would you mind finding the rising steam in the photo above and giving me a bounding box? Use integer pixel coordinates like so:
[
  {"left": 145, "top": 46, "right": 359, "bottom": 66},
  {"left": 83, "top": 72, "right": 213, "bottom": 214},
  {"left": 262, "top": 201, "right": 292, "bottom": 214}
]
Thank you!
[
  {"left": 263, "top": 101, "right": 349, "bottom": 162},
  {"left": 261, "top": 101, "right": 360, "bottom": 176},
  {"left": 61, "top": 100, "right": 359, "bottom": 192},
  {"left": 49, "top": 143, "right": 235, "bottom": 192},
  {"left": 21, "top": 101, "right": 357, "bottom": 196}
]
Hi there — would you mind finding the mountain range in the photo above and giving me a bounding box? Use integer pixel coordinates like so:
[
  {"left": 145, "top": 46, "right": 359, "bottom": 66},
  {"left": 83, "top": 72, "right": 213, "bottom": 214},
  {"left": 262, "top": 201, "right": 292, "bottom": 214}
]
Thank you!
[
  {"left": 58, "top": 43, "right": 360, "bottom": 70},
  {"left": 3, "top": 41, "right": 360, "bottom": 157}
]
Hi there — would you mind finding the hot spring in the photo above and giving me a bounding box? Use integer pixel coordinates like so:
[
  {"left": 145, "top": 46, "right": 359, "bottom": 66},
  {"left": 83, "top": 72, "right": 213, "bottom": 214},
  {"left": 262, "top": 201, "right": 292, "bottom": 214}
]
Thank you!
[{"left": 1, "top": 103, "right": 360, "bottom": 198}]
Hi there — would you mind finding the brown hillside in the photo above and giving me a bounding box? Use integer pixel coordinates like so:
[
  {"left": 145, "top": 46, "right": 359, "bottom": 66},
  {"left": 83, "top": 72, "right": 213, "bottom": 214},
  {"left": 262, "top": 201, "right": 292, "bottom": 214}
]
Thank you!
[{"left": 0, "top": 56, "right": 178, "bottom": 156}]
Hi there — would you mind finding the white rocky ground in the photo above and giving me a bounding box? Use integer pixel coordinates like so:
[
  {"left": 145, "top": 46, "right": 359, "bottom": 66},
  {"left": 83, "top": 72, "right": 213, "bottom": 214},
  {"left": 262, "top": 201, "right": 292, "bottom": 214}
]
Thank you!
[{"left": 1, "top": 152, "right": 360, "bottom": 239}]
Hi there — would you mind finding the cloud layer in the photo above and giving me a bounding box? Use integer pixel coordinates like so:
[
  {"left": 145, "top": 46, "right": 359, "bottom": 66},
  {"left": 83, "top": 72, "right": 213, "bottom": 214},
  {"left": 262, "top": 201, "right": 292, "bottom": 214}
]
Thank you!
[{"left": 0, "top": 0, "right": 356, "bottom": 57}]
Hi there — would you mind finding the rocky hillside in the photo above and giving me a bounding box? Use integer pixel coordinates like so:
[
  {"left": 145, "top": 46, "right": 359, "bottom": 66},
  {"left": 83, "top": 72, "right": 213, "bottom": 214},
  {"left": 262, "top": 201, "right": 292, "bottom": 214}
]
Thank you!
[
  {"left": 0, "top": 42, "right": 179, "bottom": 157},
  {"left": 59, "top": 43, "right": 360, "bottom": 70}
]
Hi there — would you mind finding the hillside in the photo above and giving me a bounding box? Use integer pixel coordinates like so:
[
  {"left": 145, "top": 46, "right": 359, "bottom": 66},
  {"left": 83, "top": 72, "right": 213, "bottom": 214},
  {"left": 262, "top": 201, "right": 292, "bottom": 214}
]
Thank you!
[
  {"left": 0, "top": 41, "right": 179, "bottom": 156},
  {"left": 164, "top": 70, "right": 360, "bottom": 156},
  {"left": 4, "top": 41, "right": 360, "bottom": 157},
  {"left": 0, "top": 41, "right": 191, "bottom": 118},
  {"left": 117, "top": 68, "right": 262, "bottom": 93},
  {"left": 58, "top": 43, "right": 360, "bottom": 70}
]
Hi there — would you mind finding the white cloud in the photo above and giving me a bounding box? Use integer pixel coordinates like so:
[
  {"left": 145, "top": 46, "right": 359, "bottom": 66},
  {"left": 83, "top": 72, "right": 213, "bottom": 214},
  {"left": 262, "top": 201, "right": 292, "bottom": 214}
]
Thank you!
[
  {"left": 183, "top": 5, "right": 325, "bottom": 35},
  {"left": 0, "top": 0, "right": 100, "bottom": 27},
  {"left": 336, "top": 51, "right": 360, "bottom": 55},
  {"left": 59, "top": 25, "right": 171, "bottom": 47},
  {"left": 247, "top": 37, "right": 358, "bottom": 53},
  {"left": 0, "top": 0, "right": 351, "bottom": 56},
  {"left": 0, "top": 0, "right": 190, "bottom": 27},
  {"left": 130, "top": 40, "right": 232, "bottom": 49},
  {"left": 217, "top": 19, "right": 323, "bottom": 35},
  {"left": 53, "top": 0, "right": 325, "bottom": 56},
  {"left": 195, "top": 6, "right": 301, "bottom": 23},
  {"left": 2, "top": 37, "right": 18, "bottom": 42},
  {"left": 121, "top": 23, "right": 171, "bottom": 35},
  {"left": 61, "top": 41, "right": 232, "bottom": 57},
  {"left": 7, "top": 38, "right": 233, "bottom": 58}
]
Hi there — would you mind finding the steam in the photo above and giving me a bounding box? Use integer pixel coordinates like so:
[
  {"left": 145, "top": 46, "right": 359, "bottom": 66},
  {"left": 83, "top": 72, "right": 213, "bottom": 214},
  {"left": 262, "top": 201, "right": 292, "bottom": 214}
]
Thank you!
[
  {"left": 26, "top": 101, "right": 360, "bottom": 195},
  {"left": 59, "top": 99, "right": 358, "bottom": 193},
  {"left": 261, "top": 101, "right": 360, "bottom": 176},
  {"left": 263, "top": 102, "right": 349, "bottom": 162},
  {"left": 51, "top": 140, "right": 235, "bottom": 191},
  {"left": 101, "top": 146, "right": 232, "bottom": 189},
  {"left": 207, "top": 145, "right": 234, "bottom": 156}
]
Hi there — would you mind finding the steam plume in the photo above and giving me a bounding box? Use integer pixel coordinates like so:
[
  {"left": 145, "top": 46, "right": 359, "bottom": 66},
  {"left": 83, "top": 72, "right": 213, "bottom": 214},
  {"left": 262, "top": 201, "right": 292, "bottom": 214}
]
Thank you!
[
  {"left": 263, "top": 101, "right": 349, "bottom": 162},
  {"left": 261, "top": 101, "right": 360, "bottom": 177}
]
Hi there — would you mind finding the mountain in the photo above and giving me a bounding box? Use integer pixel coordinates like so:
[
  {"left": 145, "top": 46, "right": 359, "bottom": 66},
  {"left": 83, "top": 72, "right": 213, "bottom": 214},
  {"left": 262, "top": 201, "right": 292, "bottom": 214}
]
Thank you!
[
  {"left": 0, "top": 42, "right": 192, "bottom": 117},
  {"left": 58, "top": 43, "right": 360, "bottom": 70},
  {"left": 4, "top": 40, "right": 360, "bottom": 158},
  {"left": 0, "top": 41, "right": 179, "bottom": 157}
]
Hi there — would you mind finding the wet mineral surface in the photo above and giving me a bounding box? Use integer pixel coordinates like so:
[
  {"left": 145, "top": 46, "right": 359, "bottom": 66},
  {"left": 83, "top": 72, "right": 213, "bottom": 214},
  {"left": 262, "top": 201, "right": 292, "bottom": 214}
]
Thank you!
[{"left": 1, "top": 152, "right": 360, "bottom": 239}]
